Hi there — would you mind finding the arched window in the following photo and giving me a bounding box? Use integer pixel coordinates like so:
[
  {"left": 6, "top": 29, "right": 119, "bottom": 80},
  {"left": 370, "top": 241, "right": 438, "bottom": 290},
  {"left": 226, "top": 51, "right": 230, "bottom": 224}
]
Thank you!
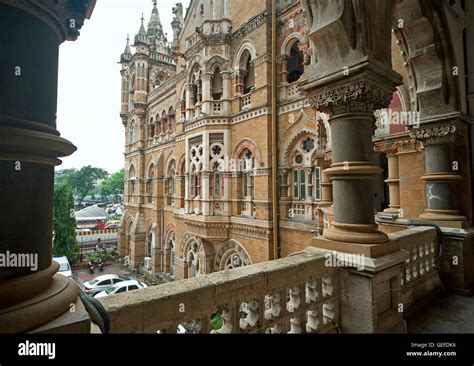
[
  {"left": 190, "top": 166, "right": 201, "bottom": 198},
  {"left": 241, "top": 148, "right": 254, "bottom": 198},
  {"left": 242, "top": 51, "right": 255, "bottom": 94},
  {"left": 128, "top": 165, "right": 136, "bottom": 203},
  {"left": 146, "top": 164, "right": 154, "bottom": 203},
  {"left": 161, "top": 111, "right": 167, "bottom": 133},
  {"left": 168, "top": 107, "right": 175, "bottom": 131},
  {"left": 287, "top": 41, "right": 304, "bottom": 83},
  {"left": 167, "top": 232, "right": 176, "bottom": 276},
  {"left": 190, "top": 64, "right": 202, "bottom": 107},
  {"left": 146, "top": 232, "right": 152, "bottom": 257},
  {"left": 128, "top": 120, "right": 136, "bottom": 143},
  {"left": 211, "top": 66, "right": 223, "bottom": 100},
  {"left": 289, "top": 136, "right": 323, "bottom": 208},
  {"left": 166, "top": 160, "right": 176, "bottom": 206},
  {"left": 210, "top": 161, "right": 222, "bottom": 198},
  {"left": 149, "top": 117, "right": 155, "bottom": 139}
]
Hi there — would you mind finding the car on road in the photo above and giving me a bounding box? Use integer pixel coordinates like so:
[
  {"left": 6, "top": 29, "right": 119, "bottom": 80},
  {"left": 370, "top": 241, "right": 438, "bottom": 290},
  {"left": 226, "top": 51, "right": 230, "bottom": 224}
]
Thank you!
[
  {"left": 105, "top": 224, "right": 118, "bottom": 229},
  {"left": 94, "top": 280, "right": 147, "bottom": 298},
  {"left": 83, "top": 274, "right": 130, "bottom": 296},
  {"left": 53, "top": 256, "right": 72, "bottom": 278}
]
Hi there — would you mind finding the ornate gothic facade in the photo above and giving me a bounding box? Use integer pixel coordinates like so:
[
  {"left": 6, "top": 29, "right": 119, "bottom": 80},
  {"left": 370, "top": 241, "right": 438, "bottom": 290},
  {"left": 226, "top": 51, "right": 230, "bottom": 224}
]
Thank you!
[{"left": 118, "top": 0, "right": 474, "bottom": 295}]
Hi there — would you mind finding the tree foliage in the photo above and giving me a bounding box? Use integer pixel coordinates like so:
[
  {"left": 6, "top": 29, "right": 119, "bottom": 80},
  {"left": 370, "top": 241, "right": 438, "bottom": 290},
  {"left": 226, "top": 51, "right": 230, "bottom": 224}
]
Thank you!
[
  {"left": 100, "top": 169, "right": 124, "bottom": 200},
  {"left": 67, "top": 165, "right": 108, "bottom": 205},
  {"left": 53, "top": 185, "right": 80, "bottom": 264}
]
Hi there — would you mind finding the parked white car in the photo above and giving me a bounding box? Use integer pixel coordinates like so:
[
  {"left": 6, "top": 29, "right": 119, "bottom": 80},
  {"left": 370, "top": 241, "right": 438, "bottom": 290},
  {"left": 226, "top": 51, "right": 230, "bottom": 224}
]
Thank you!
[
  {"left": 83, "top": 274, "right": 130, "bottom": 296},
  {"left": 94, "top": 280, "right": 147, "bottom": 298},
  {"left": 53, "top": 256, "right": 72, "bottom": 278}
]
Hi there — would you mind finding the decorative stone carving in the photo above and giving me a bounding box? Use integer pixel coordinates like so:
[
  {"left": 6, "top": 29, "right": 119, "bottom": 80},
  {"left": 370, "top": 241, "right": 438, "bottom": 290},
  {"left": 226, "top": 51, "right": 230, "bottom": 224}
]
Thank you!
[
  {"left": 308, "top": 78, "right": 395, "bottom": 117},
  {"left": 240, "top": 300, "right": 259, "bottom": 329},
  {"left": 287, "top": 287, "right": 301, "bottom": 312},
  {"left": 288, "top": 316, "right": 303, "bottom": 334},
  {"left": 322, "top": 276, "right": 334, "bottom": 297},
  {"left": 306, "top": 309, "right": 320, "bottom": 332},
  {"left": 409, "top": 125, "right": 457, "bottom": 145},
  {"left": 305, "top": 281, "right": 319, "bottom": 303},
  {"left": 264, "top": 293, "right": 282, "bottom": 320}
]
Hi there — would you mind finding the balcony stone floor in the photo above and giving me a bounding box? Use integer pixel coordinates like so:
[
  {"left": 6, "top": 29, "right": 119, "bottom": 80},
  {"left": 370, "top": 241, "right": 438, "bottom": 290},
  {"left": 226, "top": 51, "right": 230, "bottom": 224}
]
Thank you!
[{"left": 406, "top": 292, "right": 474, "bottom": 333}]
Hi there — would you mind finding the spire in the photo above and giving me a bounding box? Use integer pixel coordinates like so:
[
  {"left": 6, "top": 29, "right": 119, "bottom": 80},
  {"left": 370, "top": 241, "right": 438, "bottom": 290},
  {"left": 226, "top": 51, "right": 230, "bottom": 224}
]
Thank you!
[
  {"left": 124, "top": 34, "right": 131, "bottom": 55},
  {"left": 120, "top": 34, "right": 132, "bottom": 63},
  {"left": 138, "top": 12, "right": 146, "bottom": 35},
  {"left": 134, "top": 12, "right": 150, "bottom": 46},
  {"left": 147, "top": 0, "right": 164, "bottom": 42}
]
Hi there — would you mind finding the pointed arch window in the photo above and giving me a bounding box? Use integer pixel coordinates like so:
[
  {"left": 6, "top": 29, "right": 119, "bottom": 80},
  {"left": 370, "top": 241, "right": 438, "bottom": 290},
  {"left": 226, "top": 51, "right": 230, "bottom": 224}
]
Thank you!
[
  {"left": 287, "top": 41, "right": 304, "bottom": 83},
  {"left": 128, "top": 120, "right": 137, "bottom": 143},
  {"left": 146, "top": 164, "right": 155, "bottom": 204},
  {"left": 128, "top": 165, "right": 136, "bottom": 203},
  {"left": 211, "top": 66, "right": 223, "bottom": 100},
  {"left": 242, "top": 53, "right": 255, "bottom": 94}
]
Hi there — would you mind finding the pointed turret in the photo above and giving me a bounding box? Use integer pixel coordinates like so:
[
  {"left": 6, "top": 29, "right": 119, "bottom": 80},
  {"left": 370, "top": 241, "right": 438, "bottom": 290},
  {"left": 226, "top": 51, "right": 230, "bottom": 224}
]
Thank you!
[
  {"left": 120, "top": 34, "right": 132, "bottom": 63},
  {"left": 147, "top": 0, "right": 167, "bottom": 51},
  {"left": 134, "top": 13, "right": 149, "bottom": 46}
]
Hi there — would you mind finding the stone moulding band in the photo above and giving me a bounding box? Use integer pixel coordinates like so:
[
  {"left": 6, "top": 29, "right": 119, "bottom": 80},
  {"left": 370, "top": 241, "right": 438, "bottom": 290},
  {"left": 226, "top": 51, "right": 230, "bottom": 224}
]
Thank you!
[
  {"left": 325, "top": 161, "right": 383, "bottom": 177},
  {"left": 420, "top": 173, "right": 462, "bottom": 181},
  {"left": 0, "top": 126, "right": 76, "bottom": 166}
]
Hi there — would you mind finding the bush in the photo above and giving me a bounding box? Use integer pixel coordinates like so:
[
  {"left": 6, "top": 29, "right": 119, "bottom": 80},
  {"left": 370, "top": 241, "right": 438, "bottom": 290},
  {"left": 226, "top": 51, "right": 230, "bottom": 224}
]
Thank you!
[
  {"left": 210, "top": 313, "right": 223, "bottom": 330},
  {"left": 86, "top": 251, "right": 103, "bottom": 264}
]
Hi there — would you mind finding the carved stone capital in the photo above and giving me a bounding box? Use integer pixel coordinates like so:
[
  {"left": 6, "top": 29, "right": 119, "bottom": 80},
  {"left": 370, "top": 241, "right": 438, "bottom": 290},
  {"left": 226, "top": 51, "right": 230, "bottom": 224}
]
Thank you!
[
  {"left": 308, "top": 76, "right": 395, "bottom": 118},
  {"left": 410, "top": 125, "right": 457, "bottom": 146}
]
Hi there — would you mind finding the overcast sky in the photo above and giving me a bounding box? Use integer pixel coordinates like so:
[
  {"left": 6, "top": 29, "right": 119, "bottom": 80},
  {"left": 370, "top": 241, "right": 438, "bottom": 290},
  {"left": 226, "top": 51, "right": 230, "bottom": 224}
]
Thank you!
[{"left": 56, "top": 0, "right": 189, "bottom": 173}]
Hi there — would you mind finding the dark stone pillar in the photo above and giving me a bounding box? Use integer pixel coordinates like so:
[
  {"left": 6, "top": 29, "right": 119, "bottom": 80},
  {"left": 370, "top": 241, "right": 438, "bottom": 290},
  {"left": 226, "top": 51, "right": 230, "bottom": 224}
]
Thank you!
[
  {"left": 308, "top": 74, "right": 399, "bottom": 246},
  {"left": 0, "top": 0, "right": 94, "bottom": 332},
  {"left": 411, "top": 125, "right": 467, "bottom": 226}
]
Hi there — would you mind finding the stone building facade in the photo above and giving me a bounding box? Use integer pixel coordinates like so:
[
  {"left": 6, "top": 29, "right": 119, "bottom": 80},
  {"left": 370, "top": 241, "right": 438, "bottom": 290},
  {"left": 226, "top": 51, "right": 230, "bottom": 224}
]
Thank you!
[{"left": 119, "top": 0, "right": 474, "bottom": 294}]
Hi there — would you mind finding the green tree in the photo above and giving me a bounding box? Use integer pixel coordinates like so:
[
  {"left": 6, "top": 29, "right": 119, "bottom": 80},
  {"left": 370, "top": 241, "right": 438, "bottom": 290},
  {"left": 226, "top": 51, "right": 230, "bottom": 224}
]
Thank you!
[
  {"left": 100, "top": 169, "right": 124, "bottom": 201},
  {"left": 54, "top": 168, "right": 77, "bottom": 188},
  {"left": 53, "top": 185, "right": 80, "bottom": 264},
  {"left": 68, "top": 165, "right": 108, "bottom": 205}
]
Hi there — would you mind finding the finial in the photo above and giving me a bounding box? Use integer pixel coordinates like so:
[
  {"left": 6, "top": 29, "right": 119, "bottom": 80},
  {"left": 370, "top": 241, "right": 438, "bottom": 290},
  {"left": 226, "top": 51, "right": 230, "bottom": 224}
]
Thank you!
[
  {"left": 126, "top": 34, "right": 130, "bottom": 43},
  {"left": 153, "top": 0, "right": 157, "bottom": 6},
  {"left": 141, "top": 13, "right": 145, "bottom": 23}
]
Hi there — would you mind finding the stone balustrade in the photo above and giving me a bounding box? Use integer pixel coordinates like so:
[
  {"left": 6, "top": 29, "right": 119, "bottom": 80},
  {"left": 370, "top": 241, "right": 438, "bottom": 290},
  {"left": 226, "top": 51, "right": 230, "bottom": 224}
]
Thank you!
[
  {"left": 395, "top": 226, "right": 441, "bottom": 309},
  {"left": 102, "top": 226, "right": 440, "bottom": 333},
  {"left": 100, "top": 248, "right": 339, "bottom": 333}
]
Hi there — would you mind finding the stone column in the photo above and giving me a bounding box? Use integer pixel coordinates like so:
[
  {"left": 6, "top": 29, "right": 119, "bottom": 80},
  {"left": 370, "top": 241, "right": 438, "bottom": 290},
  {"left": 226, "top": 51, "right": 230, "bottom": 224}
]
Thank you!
[
  {"left": 411, "top": 125, "right": 467, "bottom": 226},
  {"left": 185, "top": 84, "right": 192, "bottom": 121},
  {"left": 222, "top": 71, "right": 232, "bottom": 114},
  {"left": 279, "top": 56, "right": 288, "bottom": 100},
  {"left": 223, "top": 172, "right": 231, "bottom": 216},
  {"left": 201, "top": 133, "right": 210, "bottom": 215},
  {"left": 0, "top": 0, "right": 94, "bottom": 333},
  {"left": 374, "top": 143, "right": 401, "bottom": 215},
  {"left": 319, "top": 166, "right": 333, "bottom": 207},
  {"left": 201, "top": 72, "right": 212, "bottom": 115},
  {"left": 308, "top": 75, "right": 398, "bottom": 248}
]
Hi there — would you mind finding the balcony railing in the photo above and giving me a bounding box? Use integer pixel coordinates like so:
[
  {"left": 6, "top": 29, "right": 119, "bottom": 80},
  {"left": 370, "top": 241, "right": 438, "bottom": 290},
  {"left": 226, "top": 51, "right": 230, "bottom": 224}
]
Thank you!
[
  {"left": 100, "top": 248, "right": 339, "bottom": 333},
  {"left": 397, "top": 226, "right": 441, "bottom": 308}
]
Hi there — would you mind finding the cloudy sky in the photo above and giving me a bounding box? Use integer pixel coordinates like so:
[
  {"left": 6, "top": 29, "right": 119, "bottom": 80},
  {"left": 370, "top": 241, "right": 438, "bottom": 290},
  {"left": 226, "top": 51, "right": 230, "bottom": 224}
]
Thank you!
[{"left": 56, "top": 0, "right": 189, "bottom": 173}]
